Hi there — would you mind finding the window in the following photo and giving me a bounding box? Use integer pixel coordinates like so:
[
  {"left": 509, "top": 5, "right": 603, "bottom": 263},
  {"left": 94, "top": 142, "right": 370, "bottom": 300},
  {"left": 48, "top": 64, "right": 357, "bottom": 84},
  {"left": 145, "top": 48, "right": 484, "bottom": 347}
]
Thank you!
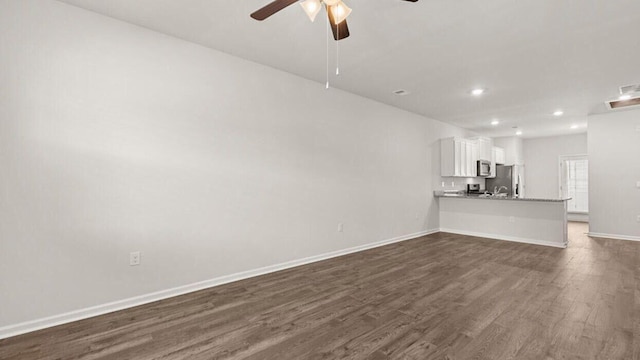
[{"left": 560, "top": 156, "right": 588, "bottom": 213}]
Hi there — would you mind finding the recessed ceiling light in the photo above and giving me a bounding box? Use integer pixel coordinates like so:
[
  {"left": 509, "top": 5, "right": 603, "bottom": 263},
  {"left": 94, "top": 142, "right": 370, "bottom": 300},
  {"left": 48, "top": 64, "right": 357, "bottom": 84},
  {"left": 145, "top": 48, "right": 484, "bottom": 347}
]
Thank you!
[
  {"left": 570, "top": 124, "right": 579, "bottom": 129},
  {"left": 491, "top": 119, "right": 499, "bottom": 126},
  {"left": 515, "top": 130, "right": 523, "bottom": 136},
  {"left": 553, "top": 110, "right": 564, "bottom": 116},
  {"left": 619, "top": 94, "right": 632, "bottom": 100},
  {"left": 471, "top": 88, "right": 485, "bottom": 96}
]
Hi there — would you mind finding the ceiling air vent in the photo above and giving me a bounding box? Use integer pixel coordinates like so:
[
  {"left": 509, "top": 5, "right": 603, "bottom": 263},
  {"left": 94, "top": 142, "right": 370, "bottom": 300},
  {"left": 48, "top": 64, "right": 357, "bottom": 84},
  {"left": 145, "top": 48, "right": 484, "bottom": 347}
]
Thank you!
[
  {"left": 393, "top": 89, "right": 410, "bottom": 96},
  {"left": 606, "top": 84, "right": 640, "bottom": 110},
  {"left": 619, "top": 84, "right": 640, "bottom": 94},
  {"left": 606, "top": 95, "right": 640, "bottom": 110}
]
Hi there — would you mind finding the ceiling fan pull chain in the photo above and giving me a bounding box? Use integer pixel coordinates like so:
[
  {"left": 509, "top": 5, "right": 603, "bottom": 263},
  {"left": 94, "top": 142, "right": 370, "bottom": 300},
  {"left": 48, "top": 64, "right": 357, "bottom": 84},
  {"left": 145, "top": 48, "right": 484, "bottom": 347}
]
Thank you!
[
  {"left": 326, "top": 5, "right": 330, "bottom": 89},
  {"left": 336, "top": 15, "right": 340, "bottom": 76}
]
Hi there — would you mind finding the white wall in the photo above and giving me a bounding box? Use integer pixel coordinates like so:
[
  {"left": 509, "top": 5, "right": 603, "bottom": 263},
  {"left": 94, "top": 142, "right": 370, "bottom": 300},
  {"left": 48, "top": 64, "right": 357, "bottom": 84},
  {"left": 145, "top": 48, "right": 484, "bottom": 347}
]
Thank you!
[
  {"left": 0, "top": 0, "right": 469, "bottom": 334},
  {"left": 522, "top": 134, "right": 587, "bottom": 199},
  {"left": 588, "top": 110, "right": 640, "bottom": 240}
]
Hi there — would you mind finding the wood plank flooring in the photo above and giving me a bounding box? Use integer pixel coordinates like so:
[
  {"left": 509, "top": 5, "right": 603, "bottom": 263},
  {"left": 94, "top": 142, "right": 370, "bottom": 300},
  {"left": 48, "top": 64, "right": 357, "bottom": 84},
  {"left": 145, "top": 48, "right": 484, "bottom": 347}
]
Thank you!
[{"left": 2, "top": 222, "right": 639, "bottom": 359}]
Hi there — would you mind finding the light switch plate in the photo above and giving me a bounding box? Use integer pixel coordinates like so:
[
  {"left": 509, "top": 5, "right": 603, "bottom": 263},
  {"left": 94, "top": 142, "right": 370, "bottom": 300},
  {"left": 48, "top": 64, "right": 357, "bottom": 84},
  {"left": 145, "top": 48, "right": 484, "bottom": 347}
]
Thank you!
[{"left": 637, "top": 181, "right": 640, "bottom": 189}]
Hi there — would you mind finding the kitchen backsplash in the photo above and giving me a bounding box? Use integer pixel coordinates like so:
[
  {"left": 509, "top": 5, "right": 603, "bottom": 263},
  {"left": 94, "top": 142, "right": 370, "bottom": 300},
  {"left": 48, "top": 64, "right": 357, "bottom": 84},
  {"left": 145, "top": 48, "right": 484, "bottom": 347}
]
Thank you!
[{"left": 439, "top": 177, "right": 486, "bottom": 191}]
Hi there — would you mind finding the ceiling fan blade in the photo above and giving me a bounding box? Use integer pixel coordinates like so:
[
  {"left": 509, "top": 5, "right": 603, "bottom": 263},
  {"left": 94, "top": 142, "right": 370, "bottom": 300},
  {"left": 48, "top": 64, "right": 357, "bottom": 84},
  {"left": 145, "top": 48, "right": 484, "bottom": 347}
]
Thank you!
[
  {"left": 401, "top": 0, "right": 419, "bottom": 2},
  {"left": 327, "top": 8, "right": 350, "bottom": 41},
  {"left": 250, "top": 0, "right": 299, "bottom": 21}
]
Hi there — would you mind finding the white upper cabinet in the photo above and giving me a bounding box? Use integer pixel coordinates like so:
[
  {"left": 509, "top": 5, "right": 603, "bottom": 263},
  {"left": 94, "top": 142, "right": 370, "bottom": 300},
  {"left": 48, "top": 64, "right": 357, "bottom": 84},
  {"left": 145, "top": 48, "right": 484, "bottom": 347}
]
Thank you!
[
  {"left": 441, "top": 137, "right": 507, "bottom": 178},
  {"left": 469, "top": 141, "right": 478, "bottom": 176},
  {"left": 441, "top": 137, "right": 478, "bottom": 177},
  {"left": 471, "top": 136, "right": 493, "bottom": 178},
  {"left": 471, "top": 137, "right": 493, "bottom": 161}
]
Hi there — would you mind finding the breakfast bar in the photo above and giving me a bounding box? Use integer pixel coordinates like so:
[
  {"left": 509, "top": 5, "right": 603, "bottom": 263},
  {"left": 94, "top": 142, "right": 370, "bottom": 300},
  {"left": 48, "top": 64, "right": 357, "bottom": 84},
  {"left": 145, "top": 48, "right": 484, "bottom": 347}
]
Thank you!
[{"left": 435, "top": 191, "right": 570, "bottom": 248}]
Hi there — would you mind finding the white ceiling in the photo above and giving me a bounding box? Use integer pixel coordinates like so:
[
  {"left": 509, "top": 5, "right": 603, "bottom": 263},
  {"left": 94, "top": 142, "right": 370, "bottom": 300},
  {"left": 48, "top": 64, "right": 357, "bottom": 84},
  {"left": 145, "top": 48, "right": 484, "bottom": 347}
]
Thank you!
[{"left": 57, "top": 0, "right": 640, "bottom": 138}]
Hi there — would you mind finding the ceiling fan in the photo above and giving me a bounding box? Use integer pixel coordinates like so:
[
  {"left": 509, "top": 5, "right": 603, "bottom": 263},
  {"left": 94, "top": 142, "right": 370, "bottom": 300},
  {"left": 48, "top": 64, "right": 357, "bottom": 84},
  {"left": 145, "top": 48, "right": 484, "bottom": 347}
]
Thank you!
[{"left": 250, "top": 0, "right": 419, "bottom": 41}]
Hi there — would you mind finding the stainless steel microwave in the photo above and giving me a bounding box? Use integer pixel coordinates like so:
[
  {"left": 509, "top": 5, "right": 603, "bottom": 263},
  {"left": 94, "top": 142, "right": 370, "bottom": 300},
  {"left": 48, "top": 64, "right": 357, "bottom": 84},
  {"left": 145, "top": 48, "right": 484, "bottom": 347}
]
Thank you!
[{"left": 477, "top": 160, "right": 491, "bottom": 177}]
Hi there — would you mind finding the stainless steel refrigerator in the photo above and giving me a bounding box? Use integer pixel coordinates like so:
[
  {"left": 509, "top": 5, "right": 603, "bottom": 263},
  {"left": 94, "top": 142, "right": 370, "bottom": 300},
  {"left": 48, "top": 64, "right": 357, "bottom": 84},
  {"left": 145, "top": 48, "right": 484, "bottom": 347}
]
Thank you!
[{"left": 486, "top": 165, "right": 525, "bottom": 197}]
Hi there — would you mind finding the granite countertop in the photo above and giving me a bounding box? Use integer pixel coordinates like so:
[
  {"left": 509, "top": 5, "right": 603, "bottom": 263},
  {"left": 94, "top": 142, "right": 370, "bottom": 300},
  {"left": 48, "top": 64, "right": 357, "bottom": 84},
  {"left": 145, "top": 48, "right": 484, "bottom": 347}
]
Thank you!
[{"left": 434, "top": 191, "right": 570, "bottom": 203}]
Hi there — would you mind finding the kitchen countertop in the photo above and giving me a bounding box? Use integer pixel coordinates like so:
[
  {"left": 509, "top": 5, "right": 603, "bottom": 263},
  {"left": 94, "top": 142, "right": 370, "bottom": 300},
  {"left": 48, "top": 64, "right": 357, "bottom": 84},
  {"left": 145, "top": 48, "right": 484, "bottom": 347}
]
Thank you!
[{"left": 434, "top": 191, "right": 570, "bottom": 203}]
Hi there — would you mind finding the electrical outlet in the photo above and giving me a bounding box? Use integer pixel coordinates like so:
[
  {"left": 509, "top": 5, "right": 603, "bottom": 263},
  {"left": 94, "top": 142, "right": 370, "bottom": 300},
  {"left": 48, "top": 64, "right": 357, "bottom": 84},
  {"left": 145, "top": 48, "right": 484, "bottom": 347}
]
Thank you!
[
  {"left": 338, "top": 223, "right": 344, "bottom": 232},
  {"left": 130, "top": 251, "right": 141, "bottom": 266},
  {"left": 509, "top": 216, "right": 515, "bottom": 223}
]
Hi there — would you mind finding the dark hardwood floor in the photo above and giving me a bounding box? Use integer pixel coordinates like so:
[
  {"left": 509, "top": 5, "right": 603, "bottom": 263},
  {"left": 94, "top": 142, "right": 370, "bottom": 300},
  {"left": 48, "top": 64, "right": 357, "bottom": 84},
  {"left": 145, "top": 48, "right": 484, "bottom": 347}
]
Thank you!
[{"left": 2, "top": 222, "right": 639, "bottom": 359}]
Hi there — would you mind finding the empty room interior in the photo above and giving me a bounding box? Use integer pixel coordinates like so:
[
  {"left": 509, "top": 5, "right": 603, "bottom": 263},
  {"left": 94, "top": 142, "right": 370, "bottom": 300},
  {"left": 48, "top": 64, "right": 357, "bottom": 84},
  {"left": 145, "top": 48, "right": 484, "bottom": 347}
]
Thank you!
[{"left": 2, "top": 0, "right": 640, "bottom": 359}]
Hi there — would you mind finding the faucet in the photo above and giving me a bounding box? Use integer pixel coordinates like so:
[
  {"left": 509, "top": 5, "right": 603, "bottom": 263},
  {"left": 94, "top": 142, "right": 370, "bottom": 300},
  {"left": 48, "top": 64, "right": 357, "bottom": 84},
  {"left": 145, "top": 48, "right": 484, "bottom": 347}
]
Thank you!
[{"left": 494, "top": 186, "right": 508, "bottom": 194}]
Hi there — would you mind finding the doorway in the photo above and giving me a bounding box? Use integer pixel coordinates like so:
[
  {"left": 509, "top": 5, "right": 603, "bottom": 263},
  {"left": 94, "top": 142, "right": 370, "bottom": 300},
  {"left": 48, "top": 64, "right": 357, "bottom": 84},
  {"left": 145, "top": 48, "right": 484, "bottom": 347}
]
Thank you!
[{"left": 559, "top": 155, "right": 588, "bottom": 222}]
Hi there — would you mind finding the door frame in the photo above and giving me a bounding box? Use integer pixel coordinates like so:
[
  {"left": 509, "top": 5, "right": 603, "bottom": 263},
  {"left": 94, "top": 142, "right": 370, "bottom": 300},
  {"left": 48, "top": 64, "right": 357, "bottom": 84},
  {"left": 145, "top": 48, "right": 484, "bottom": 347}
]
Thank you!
[{"left": 558, "top": 154, "right": 589, "bottom": 220}]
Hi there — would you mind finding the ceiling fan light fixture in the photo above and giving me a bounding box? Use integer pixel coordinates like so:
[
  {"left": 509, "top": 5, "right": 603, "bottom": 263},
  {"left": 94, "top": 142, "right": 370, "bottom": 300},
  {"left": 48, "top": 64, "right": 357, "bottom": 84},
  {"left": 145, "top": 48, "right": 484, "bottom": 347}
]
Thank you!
[
  {"left": 329, "top": 1, "right": 352, "bottom": 25},
  {"left": 323, "top": 0, "right": 340, "bottom": 6},
  {"left": 300, "top": 0, "right": 321, "bottom": 22}
]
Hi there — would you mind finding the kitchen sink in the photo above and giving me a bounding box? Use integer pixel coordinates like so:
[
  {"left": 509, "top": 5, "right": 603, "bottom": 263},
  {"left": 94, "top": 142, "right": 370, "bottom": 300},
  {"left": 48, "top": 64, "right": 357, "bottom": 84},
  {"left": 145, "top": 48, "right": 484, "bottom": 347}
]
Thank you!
[{"left": 478, "top": 193, "right": 509, "bottom": 198}]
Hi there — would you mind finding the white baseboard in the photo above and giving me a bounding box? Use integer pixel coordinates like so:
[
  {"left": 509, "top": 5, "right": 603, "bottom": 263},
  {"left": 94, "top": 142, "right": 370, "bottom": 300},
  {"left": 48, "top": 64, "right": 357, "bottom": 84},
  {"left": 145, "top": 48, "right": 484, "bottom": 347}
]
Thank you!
[
  {"left": 588, "top": 232, "right": 640, "bottom": 242},
  {"left": 438, "top": 228, "right": 567, "bottom": 249},
  {"left": 0, "top": 228, "right": 438, "bottom": 340}
]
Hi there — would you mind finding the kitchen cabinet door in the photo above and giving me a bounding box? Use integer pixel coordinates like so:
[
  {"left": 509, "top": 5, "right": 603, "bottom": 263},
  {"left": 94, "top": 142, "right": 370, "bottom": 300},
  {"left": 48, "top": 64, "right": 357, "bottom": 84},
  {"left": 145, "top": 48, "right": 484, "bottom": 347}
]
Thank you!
[
  {"left": 460, "top": 140, "right": 468, "bottom": 176},
  {"left": 470, "top": 141, "right": 478, "bottom": 176},
  {"left": 441, "top": 137, "right": 480, "bottom": 177},
  {"left": 455, "top": 140, "right": 463, "bottom": 176},
  {"left": 472, "top": 137, "right": 493, "bottom": 161}
]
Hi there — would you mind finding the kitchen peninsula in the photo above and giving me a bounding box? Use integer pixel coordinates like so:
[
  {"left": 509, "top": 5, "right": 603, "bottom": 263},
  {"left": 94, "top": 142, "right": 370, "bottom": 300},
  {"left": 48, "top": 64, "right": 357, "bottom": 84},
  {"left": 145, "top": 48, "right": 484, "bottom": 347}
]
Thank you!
[{"left": 435, "top": 191, "right": 570, "bottom": 248}]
